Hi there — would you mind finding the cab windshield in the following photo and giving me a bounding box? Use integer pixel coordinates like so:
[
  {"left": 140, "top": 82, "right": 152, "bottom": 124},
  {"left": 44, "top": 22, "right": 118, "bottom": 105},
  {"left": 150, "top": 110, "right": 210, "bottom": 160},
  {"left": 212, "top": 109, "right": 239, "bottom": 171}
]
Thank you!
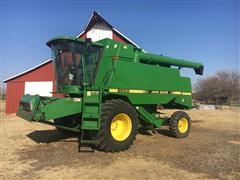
[{"left": 49, "top": 40, "right": 101, "bottom": 87}]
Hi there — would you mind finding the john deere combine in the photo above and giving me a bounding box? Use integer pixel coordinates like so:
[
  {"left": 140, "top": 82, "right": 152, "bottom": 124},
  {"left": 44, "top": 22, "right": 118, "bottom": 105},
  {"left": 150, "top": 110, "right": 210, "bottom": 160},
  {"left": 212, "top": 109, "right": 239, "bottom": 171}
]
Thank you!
[{"left": 17, "top": 36, "right": 203, "bottom": 152}]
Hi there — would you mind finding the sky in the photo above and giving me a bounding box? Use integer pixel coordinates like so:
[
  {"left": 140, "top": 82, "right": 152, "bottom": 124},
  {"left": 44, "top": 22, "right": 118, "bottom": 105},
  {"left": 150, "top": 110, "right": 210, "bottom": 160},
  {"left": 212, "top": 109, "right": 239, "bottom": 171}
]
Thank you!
[{"left": 0, "top": 0, "right": 239, "bottom": 85}]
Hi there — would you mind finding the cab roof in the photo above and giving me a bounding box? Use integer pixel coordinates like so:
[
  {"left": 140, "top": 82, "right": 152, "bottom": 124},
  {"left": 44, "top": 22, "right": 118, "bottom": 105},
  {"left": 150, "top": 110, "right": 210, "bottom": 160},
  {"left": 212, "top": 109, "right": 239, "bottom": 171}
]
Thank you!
[{"left": 46, "top": 36, "right": 104, "bottom": 47}]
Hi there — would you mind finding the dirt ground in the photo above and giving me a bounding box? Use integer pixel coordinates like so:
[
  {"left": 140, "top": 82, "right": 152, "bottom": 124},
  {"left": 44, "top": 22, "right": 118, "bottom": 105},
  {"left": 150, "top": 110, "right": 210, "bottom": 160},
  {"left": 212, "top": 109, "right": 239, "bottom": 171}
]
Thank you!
[{"left": 0, "top": 105, "right": 240, "bottom": 179}]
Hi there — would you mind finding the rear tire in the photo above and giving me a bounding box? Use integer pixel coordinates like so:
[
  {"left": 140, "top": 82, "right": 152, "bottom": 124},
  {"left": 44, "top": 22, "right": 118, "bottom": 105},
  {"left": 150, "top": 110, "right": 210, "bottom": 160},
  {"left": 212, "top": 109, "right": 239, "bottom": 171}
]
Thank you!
[
  {"left": 169, "top": 111, "right": 191, "bottom": 138},
  {"left": 96, "top": 99, "right": 138, "bottom": 152}
]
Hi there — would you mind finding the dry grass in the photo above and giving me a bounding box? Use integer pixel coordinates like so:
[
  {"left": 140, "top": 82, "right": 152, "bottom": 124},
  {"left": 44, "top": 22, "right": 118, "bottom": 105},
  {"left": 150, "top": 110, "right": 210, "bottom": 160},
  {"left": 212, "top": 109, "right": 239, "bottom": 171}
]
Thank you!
[{"left": 1, "top": 107, "right": 240, "bottom": 179}]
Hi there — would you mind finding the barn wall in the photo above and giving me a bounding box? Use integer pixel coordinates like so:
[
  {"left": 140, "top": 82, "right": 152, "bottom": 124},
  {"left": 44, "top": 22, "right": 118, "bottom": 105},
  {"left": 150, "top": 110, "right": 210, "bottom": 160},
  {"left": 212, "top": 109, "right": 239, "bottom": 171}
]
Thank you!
[
  {"left": 86, "top": 22, "right": 113, "bottom": 42},
  {"left": 80, "top": 33, "right": 87, "bottom": 39},
  {"left": 5, "top": 62, "right": 56, "bottom": 113},
  {"left": 112, "top": 32, "right": 127, "bottom": 43},
  {"left": 9, "top": 62, "right": 54, "bottom": 82},
  {"left": 79, "top": 24, "right": 128, "bottom": 44},
  {"left": 81, "top": 30, "right": 128, "bottom": 44},
  {"left": 5, "top": 82, "right": 24, "bottom": 113}
]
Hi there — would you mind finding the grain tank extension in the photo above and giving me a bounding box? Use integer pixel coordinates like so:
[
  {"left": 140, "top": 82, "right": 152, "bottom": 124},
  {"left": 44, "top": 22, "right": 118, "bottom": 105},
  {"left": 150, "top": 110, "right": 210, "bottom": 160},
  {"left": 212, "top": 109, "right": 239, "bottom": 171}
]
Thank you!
[{"left": 17, "top": 36, "right": 204, "bottom": 152}]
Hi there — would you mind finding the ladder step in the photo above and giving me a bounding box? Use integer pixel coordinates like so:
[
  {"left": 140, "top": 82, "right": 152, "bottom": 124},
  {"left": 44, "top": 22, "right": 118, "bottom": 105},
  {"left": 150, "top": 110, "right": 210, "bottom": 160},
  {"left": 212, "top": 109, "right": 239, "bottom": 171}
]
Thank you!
[
  {"left": 82, "top": 120, "right": 99, "bottom": 129},
  {"left": 78, "top": 137, "right": 95, "bottom": 152},
  {"left": 84, "top": 100, "right": 100, "bottom": 105},
  {"left": 83, "top": 113, "right": 99, "bottom": 119},
  {"left": 84, "top": 100, "right": 100, "bottom": 104},
  {"left": 80, "top": 139, "right": 96, "bottom": 144},
  {"left": 81, "top": 126, "right": 99, "bottom": 130}
]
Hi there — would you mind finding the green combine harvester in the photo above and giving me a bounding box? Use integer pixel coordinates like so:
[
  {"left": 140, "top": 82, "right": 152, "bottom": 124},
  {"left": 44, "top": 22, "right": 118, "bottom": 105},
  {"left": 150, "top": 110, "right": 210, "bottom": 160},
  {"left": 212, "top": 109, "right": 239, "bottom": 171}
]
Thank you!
[{"left": 17, "top": 36, "right": 204, "bottom": 152}]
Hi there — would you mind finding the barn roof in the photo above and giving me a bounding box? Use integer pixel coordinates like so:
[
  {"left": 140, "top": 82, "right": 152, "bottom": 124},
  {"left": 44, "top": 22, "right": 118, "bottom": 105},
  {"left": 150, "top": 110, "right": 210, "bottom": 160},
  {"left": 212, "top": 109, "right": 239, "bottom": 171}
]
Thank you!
[
  {"left": 76, "top": 11, "right": 141, "bottom": 49},
  {"left": 3, "top": 59, "right": 52, "bottom": 83}
]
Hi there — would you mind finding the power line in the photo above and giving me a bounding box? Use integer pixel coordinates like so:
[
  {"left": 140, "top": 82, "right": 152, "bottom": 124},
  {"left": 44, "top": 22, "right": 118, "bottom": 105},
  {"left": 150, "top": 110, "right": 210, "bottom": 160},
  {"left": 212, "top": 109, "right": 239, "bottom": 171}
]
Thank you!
[{"left": 0, "top": 35, "right": 48, "bottom": 52}]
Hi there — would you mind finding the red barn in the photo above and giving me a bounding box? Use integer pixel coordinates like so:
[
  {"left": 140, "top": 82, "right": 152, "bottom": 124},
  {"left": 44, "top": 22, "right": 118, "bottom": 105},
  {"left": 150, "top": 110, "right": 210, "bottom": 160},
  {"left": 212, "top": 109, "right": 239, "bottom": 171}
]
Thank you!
[
  {"left": 4, "top": 11, "right": 141, "bottom": 113},
  {"left": 4, "top": 60, "right": 54, "bottom": 113}
]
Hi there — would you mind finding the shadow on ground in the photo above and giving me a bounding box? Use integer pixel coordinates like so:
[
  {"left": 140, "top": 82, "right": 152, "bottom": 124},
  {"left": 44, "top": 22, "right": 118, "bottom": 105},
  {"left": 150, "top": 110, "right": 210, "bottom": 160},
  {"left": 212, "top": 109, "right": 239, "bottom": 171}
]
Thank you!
[
  {"left": 28, "top": 119, "right": 204, "bottom": 144},
  {"left": 19, "top": 126, "right": 240, "bottom": 179},
  {"left": 138, "top": 126, "right": 175, "bottom": 138},
  {"left": 156, "top": 129, "right": 173, "bottom": 137},
  {"left": 26, "top": 130, "right": 76, "bottom": 143},
  {"left": 138, "top": 127, "right": 153, "bottom": 136}
]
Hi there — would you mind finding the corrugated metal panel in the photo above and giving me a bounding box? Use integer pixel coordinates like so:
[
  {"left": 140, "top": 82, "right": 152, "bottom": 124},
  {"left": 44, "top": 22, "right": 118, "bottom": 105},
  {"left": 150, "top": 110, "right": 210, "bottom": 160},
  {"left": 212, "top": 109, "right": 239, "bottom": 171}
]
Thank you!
[{"left": 5, "top": 82, "right": 24, "bottom": 113}]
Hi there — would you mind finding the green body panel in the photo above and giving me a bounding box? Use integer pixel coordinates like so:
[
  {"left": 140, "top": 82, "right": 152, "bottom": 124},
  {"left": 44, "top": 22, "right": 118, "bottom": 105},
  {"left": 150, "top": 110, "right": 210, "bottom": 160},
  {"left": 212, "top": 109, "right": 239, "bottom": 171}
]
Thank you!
[
  {"left": 92, "top": 38, "right": 194, "bottom": 108},
  {"left": 18, "top": 94, "right": 82, "bottom": 122},
  {"left": 136, "top": 106, "right": 165, "bottom": 128},
  {"left": 108, "top": 60, "right": 191, "bottom": 92},
  {"left": 109, "top": 93, "right": 192, "bottom": 108},
  {"left": 17, "top": 36, "right": 204, "bottom": 136},
  {"left": 17, "top": 94, "right": 41, "bottom": 121},
  {"left": 38, "top": 97, "right": 82, "bottom": 120},
  {"left": 61, "top": 86, "right": 82, "bottom": 94}
]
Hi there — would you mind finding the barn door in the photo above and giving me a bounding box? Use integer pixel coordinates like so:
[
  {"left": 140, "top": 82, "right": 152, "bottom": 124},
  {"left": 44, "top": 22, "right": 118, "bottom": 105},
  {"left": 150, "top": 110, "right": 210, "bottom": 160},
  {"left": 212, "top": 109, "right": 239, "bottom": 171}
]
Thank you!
[{"left": 24, "top": 81, "right": 53, "bottom": 97}]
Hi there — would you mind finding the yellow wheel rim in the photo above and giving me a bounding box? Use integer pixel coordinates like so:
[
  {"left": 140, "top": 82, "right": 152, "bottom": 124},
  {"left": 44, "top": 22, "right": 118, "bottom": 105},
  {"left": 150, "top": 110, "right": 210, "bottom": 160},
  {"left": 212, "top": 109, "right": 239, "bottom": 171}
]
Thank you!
[
  {"left": 110, "top": 113, "right": 132, "bottom": 141},
  {"left": 178, "top": 117, "right": 188, "bottom": 133}
]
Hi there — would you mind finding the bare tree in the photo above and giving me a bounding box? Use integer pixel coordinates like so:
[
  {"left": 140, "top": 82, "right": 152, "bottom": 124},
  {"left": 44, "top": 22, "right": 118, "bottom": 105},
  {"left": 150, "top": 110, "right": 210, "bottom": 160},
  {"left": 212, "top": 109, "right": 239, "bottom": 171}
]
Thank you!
[{"left": 194, "top": 70, "right": 240, "bottom": 105}]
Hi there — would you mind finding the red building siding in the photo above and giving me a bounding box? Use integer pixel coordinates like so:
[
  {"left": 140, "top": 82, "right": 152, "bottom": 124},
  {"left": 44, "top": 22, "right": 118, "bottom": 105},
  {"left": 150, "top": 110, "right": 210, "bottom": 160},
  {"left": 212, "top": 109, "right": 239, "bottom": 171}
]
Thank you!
[
  {"left": 112, "top": 32, "right": 126, "bottom": 43},
  {"left": 5, "top": 62, "right": 55, "bottom": 113},
  {"left": 9, "top": 62, "right": 54, "bottom": 82},
  {"left": 5, "top": 82, "right": 25, "bottom": 113},
  {"left": 80, "top": 33, "right": 87, "bottom": 39}
]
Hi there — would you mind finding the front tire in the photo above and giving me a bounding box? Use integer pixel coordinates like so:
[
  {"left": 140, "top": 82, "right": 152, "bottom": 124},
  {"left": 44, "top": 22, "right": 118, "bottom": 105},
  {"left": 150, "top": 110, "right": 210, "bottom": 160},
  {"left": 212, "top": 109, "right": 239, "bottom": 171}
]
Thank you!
[
  {"left": 169, "top": 111, "right": 191, "bottom": 138},
  {"left": 96, "top": 99, "right": 138, "bottom": 152}
]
